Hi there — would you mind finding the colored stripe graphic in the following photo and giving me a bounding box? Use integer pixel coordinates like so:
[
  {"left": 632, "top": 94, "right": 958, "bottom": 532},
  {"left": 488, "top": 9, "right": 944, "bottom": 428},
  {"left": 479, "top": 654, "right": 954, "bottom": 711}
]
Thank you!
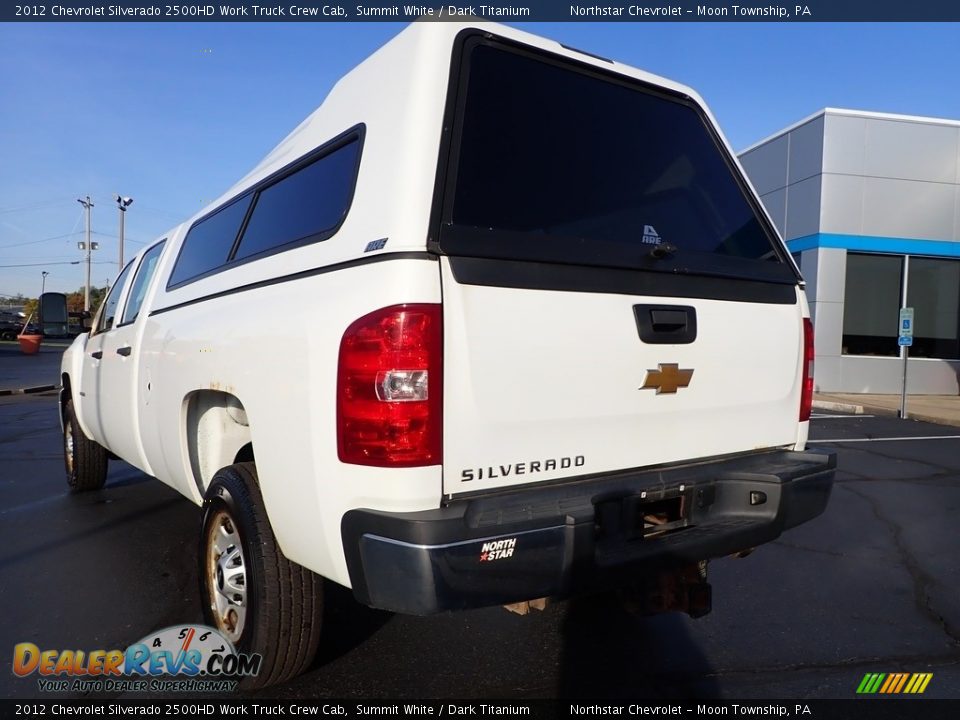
[
  {"left": 856, "top": 673, "right": 886, "bottom": 694},
  {"left": 879, "top": 674, "right": 896, "bottom": 693},
  {"left": 857, "top": 672, "right": 933, "bottom": 694}
]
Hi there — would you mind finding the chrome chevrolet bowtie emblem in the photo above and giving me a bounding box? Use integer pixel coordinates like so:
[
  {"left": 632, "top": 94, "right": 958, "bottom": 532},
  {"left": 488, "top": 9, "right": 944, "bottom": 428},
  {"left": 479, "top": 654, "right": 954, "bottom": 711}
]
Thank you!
[{"left": 640, "top": 363, "right": 694, "bottom": 394}]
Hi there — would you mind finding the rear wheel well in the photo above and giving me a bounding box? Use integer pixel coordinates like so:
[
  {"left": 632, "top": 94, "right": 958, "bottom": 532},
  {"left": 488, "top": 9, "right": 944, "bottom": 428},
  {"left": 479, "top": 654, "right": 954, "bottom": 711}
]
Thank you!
[
  {"left": 185, "top": 390, "right": 253, "bottom": 497},
  {"left": 60, "top": 373, "right": 72, "bottom": 423},
  {"left": 234, "top": 442, "right": 255, "bottom": 464}
]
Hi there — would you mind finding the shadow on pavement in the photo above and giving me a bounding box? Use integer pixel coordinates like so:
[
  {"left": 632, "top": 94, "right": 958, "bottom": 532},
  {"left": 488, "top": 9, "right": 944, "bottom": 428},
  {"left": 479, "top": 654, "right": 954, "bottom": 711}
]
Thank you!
[
  {"left": 311, "top": 583, "right": 393, "bottom": 668},
  {"left": 559, "top": 591, "right": 720, "bottom": 699}
]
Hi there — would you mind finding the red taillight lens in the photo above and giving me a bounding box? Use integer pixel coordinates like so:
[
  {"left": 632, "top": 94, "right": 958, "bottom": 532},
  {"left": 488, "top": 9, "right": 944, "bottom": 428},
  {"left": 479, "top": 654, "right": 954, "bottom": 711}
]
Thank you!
[
  {"left": 337, "top": 304, "right": 442, "bottom": 467},
  {"left": 800, "top": 317, "right": 814, "bottom": 422}
]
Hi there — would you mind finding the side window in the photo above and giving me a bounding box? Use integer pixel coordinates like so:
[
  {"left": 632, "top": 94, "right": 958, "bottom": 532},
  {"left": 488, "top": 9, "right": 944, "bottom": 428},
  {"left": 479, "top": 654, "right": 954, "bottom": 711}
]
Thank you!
[
  {"left": 120, "top": 240, "right": 166, "bottom": 326},
  {"left": 233, "top": 138, "right": 360, "bottom": 261},
  {"left": 92, "top": 261, "right": 135, "bottom": 336},
  {"left": 168, "top": 195, "right": 253, "bottom": 287}
]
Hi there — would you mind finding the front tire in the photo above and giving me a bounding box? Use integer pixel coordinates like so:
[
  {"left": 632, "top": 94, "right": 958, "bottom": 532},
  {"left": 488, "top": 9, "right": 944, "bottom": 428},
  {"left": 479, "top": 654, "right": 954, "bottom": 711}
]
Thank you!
[
  {"left": 200, "top": 462, "right": 323, "bottom": 689},
  {"left": 63, "top": 399, "right": 108, "bottom": 492}
]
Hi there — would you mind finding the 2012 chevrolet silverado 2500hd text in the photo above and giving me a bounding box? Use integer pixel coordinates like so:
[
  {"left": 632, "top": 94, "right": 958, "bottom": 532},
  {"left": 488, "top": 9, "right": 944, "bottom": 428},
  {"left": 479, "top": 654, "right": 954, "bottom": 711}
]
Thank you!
[{"left": 60, "top": 21, "right": 836, "bottom": 688}]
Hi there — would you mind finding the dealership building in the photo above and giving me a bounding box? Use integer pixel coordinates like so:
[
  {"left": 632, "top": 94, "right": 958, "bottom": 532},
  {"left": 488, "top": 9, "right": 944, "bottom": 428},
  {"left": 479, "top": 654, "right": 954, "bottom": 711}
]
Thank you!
[{"left": 739, "top": 108, "right": 960, "bottom": 394}]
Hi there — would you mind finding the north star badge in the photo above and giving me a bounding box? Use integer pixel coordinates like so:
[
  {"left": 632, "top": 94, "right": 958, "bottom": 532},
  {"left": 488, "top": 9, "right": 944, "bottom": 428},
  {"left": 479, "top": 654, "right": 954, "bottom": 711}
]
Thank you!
[{"left": 640, "top": 363, "right": 694, "bottom": 394}]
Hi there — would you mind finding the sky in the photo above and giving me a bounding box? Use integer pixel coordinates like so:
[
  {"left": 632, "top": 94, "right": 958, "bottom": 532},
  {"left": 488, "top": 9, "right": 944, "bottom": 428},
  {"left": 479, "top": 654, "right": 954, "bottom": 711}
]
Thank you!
[{"left": 2, "top": 20, "right": 960, "bottom": 299}]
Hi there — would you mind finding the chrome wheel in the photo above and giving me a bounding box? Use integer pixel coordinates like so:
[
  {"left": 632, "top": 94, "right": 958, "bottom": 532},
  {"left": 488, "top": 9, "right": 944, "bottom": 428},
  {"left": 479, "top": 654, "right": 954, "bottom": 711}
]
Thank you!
[{"left": 206, "top": 509, "right": 247, "bottom": 643}]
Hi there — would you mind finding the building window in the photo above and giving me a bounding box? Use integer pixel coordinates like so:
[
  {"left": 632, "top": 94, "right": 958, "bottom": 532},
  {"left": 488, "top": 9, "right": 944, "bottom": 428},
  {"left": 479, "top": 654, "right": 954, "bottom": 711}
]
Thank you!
[
  {"left": 842, "top": 253, "right": 903, "bottom": 357},
  {"left": 906, "top": 257, "right": 960, "bottom": 360}
]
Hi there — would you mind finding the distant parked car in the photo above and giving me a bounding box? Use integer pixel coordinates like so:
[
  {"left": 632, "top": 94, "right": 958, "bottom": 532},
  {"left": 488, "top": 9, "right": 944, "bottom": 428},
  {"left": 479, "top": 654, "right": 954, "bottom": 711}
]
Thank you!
[{"left": 0, "top": 321, "right": 23, "bottom": 340}]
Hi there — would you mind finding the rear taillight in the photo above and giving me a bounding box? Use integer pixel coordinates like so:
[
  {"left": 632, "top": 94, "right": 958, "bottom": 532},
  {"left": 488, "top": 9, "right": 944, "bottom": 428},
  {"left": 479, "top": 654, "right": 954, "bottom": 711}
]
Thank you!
[
  {"left": 800, "top": 317, "right": 814, "bottom": 422},
  {"left": 337, "top": 304, "right": 442, "bottom": 467}
]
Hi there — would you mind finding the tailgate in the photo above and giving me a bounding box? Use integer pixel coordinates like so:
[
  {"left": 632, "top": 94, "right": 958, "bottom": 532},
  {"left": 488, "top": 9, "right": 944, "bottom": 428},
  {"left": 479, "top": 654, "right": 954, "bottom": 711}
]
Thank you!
[
  {"left": 432, "top": 32, "right": 805, "bottom": 496},
  {"left": 441, "top": 261, "right": 804, "bottom": 496}
]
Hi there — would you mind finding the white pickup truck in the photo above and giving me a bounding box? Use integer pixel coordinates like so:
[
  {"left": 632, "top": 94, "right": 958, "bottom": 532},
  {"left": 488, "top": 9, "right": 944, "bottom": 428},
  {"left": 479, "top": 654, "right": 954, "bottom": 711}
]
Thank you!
[{"left": 60, "top": 21, "right": 835, "bottom": 688}]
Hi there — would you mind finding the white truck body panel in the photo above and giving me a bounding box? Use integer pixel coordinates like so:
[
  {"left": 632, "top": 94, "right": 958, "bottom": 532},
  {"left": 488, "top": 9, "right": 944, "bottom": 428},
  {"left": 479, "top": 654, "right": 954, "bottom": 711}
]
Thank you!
[{"left": 60, "top": 20, "right": 821, "bottom": 595}]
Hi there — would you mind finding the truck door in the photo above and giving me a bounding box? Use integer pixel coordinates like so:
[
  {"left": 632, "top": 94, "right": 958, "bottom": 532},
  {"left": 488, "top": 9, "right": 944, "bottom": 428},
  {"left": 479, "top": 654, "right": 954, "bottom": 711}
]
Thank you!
[
  {"left": 77, "top": 260, "right": 135, "bottom": 447},
  {"left": 97, "top": 240, "right": 166, "bottom": 472}
]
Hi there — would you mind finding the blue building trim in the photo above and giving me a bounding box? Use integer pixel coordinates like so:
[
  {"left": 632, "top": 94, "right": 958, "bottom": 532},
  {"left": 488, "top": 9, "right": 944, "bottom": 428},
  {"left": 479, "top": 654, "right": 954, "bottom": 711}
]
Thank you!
[{"left": 786, "top": 233, "right": 960, "bottom": 258}]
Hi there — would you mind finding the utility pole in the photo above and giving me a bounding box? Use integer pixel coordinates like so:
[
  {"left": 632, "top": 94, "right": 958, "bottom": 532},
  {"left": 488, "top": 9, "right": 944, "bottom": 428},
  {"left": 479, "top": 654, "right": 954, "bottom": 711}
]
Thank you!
[
  {"left": 77, "top": 196, "right": 95, "bottom": 312},
  {"left": 116, "top": 195, "right": 133, "bottom": 270}
]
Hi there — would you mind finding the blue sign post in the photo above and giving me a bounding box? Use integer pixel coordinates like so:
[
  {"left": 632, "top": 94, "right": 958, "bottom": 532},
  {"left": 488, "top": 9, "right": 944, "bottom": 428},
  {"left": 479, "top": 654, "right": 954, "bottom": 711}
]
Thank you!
[{"left": 898, "top": 307, "right": 914, "bottom": 419}]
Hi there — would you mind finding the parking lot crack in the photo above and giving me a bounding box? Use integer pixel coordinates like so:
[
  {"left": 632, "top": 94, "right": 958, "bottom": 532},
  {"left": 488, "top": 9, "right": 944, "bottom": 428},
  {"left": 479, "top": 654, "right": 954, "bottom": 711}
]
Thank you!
[
  {"left": 841, "top": 484, "right": 960, "bottom": 649},
  {"left": 850, "top": 445, "right": 959, "bottom": 476},
  {"left": 772, "top": 539, "right": 845, "bottom": 558}
]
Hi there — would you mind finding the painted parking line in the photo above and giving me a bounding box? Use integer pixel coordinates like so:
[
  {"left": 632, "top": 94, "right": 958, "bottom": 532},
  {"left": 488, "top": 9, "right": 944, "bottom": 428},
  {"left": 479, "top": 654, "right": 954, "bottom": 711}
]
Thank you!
[
  {"left": 0, "top": 384, "right": 57, "bottom": 397},
  {"left": 815, "top": 435, "right": 960, "bottom": 443},
  {"left": 810, "top": 413, "right": 876, "bottom": 420}
]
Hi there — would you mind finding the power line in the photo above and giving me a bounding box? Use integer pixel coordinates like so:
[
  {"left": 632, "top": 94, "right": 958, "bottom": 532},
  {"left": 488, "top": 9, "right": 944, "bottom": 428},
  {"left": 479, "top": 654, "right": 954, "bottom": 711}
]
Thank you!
[
  {"left": 0, "top": 208, "right": 84, "bottom": 249},
  {"left": 92, "top": 196, "right": 185, "bottom": 221},
  {"left": 91, "top": 230, "right": 146, "bottom": 245},
  {"left": 0, "top": 231, "right": 84, "bottom": 249},
  {"left": 0, "top": 261, "right": 114, "bottom": 268},
  {"left": 0, "top": 198, "right": 77, "bottom": 215}
]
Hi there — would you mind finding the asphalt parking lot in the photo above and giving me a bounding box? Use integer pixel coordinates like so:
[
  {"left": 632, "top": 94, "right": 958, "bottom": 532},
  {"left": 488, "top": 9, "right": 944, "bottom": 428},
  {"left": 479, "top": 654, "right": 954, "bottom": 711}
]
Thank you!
[{"left": 1, "top": 394, "right": 959, "bottom": 700}]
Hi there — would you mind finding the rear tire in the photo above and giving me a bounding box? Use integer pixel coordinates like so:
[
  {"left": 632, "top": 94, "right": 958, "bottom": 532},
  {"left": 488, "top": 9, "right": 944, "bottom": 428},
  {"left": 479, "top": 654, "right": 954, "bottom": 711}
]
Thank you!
[
  {"left": 200, "top": 462, "right": 323, "bottom": 689},
  {"left": 63, "top": 399, "right": 108, "bottom": 492}
]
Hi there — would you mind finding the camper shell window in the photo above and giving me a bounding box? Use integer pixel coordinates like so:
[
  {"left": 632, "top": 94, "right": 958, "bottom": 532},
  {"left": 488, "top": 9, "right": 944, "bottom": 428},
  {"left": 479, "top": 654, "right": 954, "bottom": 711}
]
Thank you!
[
  {"left": 235, "top": 138, "right": 361, "bottom": 261},
  {"left": 168, "top": 196, "right": 253, "bottom": 288},
  {"left": 167, "top": 127, "right": 364, "bottom": 290}
]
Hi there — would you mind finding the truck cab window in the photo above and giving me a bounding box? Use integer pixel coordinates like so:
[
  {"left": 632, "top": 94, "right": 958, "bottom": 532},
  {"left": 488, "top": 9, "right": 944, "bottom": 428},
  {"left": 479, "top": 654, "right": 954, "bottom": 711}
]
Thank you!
[
  {"left": 121, "top": 241, "right": 166, "bottom": 326},
  {"left": 92, "top": 260, "right": 135, "bottom": 336}
]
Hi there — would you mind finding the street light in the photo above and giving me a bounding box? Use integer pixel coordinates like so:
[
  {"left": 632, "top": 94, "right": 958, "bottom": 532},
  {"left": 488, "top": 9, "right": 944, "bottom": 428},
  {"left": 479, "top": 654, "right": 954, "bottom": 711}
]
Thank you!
[
  {"left": 41, "top": 271, "right": 48, "bottom": 296},
  {"left": 116, "top": 195, "right": 133, "bottom": 269}
]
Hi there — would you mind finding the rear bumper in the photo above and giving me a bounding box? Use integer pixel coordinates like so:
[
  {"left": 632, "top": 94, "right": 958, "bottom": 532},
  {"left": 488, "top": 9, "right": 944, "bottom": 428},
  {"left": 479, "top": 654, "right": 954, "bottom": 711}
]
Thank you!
[{"left": 341, "top": 448, "right": 836, "bottom": 615}]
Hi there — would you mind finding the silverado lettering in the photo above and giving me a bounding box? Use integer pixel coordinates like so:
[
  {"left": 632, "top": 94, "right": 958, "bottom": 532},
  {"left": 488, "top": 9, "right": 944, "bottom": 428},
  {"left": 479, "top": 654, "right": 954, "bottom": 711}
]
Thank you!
[{"left": 461, "top": 456, "right": 585, "bottom": 482}]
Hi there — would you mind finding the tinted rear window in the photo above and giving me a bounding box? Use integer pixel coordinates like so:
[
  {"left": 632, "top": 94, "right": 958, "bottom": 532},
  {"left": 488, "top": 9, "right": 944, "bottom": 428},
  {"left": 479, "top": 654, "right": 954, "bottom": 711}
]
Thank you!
[{"left": 443, "top": 40, "right": 791, "bottom": 281}]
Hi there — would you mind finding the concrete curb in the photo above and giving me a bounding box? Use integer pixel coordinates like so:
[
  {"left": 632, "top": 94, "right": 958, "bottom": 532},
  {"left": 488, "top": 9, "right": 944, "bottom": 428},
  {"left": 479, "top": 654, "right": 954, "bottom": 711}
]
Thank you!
[
  {"left": 896, "top": 411, "right": 960, "bottom": 429},
  {"left": 813, "top": 398, "right": 960, "bottom": 427},
  {"left": 0, "top": 384, "right": 58, "bottom": 397},
  {"left": 813, "top": 399, "right": 866, "bottom": 414}
]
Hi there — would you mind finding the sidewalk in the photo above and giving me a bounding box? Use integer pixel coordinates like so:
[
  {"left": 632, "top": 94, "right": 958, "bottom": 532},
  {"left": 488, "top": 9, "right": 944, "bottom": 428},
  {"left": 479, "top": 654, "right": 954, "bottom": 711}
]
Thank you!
[
  {"left": 814, "top": 392, "right": 960, "bottom": 427},
  {"left": 0, "top": 342, "right": 67, "bottom": 395}
]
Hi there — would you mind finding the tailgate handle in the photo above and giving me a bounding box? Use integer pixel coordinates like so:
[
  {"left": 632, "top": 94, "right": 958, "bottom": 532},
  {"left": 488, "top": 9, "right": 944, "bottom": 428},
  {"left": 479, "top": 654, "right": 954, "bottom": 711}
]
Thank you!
[{"left": 634, "top": 305, "right": 697, "bottom": 344}]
